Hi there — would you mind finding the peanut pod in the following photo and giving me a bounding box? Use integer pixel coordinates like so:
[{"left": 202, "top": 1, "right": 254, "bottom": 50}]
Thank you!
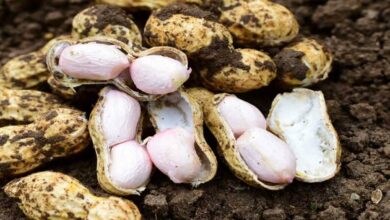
[
  {"left": 0, "top": 89, "right": 89, "bottom": 178},
  {"left": 199, "top": 48, "right": 277, "bottom": 93},
  {"left": 218, "top": 0, "right": 299, "bottom": 46},
  {"left": 274, "top": 38, "right": 333, "bottom": 87},
  {"left": 146, "top": 90, "right": 218, "bottom": 185},
  {"left": 144, "top": 3, "right": 234, "bottom": 57},
  {"left": 46, "top": 36, "right": 190, "bottom": 101},
  {"left": 4, "top": 171, "right": 141, "bottom": 220},
  {"left": 89, "top": 86, "right": 152, "bottom": 195}
]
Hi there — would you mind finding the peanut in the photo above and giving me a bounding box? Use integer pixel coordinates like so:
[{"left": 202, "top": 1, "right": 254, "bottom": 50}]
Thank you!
[
  {"left": 217, "top": 95, "right": 266, "bottom": 138},
  {"left": 59, "top": 42, "right": 130, "bottom": 81},
  {"left": 147, "top": 127, "right": 202, "bottom": 183},
  {"left": 236, "top": 127, "right": 296, "bottom": 184},
  {"left": 130, "top": 55, "right": 191, "bottom": 95}
]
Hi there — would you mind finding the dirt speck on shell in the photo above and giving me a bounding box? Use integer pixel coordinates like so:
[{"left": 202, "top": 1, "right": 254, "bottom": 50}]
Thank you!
[{"left": 1, "top": 0, "right": 389, "bottom": 219}]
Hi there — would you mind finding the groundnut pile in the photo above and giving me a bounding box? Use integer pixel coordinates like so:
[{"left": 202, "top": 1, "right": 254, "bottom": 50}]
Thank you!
[{"left": 0, "top": 1, "right": 341, "bottom": 219}]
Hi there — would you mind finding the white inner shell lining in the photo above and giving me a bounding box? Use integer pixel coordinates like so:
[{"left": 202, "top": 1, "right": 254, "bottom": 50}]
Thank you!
[
  {"left": 269, "top": 91, "right": 338, "bottom": 180},
  {"left": 148, "top": 92, "right": 194, "bottom": 133}
]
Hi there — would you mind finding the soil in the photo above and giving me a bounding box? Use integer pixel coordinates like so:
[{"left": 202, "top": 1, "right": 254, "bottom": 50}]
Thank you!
[{"left": 0, "top": 0, "right": 389, "bottom": 219}]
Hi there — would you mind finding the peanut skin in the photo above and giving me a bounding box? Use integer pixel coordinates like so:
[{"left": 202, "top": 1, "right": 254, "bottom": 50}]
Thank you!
[
  {"left": 130, "top": 55, "right": 191, "bottom": 95},
  {"left": 59, "top": 42, "right": 130, "bottom": 80},
  {"left": 4, "top": 171, "right": 141, "bottom": 220}
]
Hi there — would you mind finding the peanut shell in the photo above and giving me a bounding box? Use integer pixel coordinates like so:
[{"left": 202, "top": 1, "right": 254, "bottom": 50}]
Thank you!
[
  {"left": 147, "top": 90, "right": 218, "bottom": 186},
  {"left": 187, "top": 87, "right": 287, "bottom": 190},
  {"left": 72, "top": 5, "right": 142, "bottom": 48},
  {"left": 4, "top": 171, "right": 141, "bottom": 220},
  {"left": 274, "top": 38, "right": 333, "bottom": 87}
]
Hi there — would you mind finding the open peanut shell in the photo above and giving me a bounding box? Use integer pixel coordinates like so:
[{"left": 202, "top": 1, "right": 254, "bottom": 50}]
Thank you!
[
  {"left": 46, "top": 36, "right": 188, "bottom": 102},
  {"left": 187, "top": 87, "right": 288, "bottom": 190},
  {"left": 89, "top": 86, "right": 148, "bottom": 195},
  {"left": 147, "top": 90, "right": 218, "bottom": 186},
  {"left": 267, "top": 88, "right": 341, "bottom": 182}
]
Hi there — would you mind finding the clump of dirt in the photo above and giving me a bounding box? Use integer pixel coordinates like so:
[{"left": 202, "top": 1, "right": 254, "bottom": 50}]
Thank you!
[{"left": 0, "top": 0, "right": 389, "bottom": 219}]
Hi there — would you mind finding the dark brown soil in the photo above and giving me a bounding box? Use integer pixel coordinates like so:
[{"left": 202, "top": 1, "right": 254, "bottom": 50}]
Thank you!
[{"left": 0, "top": 0, "right": 389, "bottom": 219}]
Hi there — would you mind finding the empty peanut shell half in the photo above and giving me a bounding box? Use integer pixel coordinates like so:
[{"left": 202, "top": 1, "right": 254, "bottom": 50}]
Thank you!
[
  {"left": 46, "top": 36, "right": 190, "bottom": 101},
  {"left": 267, "top": 88, "right": 341, "bottom": 182},
  {"left": 274, "top": 38, "right": 333, "bottom": 87},
  {"left": 219, "top": 0, "right": 299, "bottom": 46},
  {"left": 188, "top": 88, "right": 296, "bottom": 190},
  {"left": 89, "top": 86, "right": 152, "bottom": 195},
  {"left": 4, "top": 171, "right": 141, "bottom": 220},
  {"left": 0, "top": 89, "right": 89, "bottom": 178},
  {"left": 72, "top": 5, "right": 142, "bottom": 48},
  {"left": 147, "top": 90, "right": 218, "bottom": 186}
]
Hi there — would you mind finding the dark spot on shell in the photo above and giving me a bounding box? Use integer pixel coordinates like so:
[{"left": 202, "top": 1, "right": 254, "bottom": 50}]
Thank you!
[
  {"left": 0, "top": 135, "right": 9, "bottom": 145},
  {"left": 80, "top": 5, "right": 137, "bottom": 38},
  {"left": 274, "top": 49, "right": 309, "bottom": 81},
  {"left": 255, "top": 61, "right": 277, "bottom": 72},
  {"left": 45, "top": 185, "right": 54, "bottom": 192},
  {"left": 154, "top": 3, "right": 217, "bottom": 21},
  {"left": 76, "top": 192, "right": 84, "bottom": 199},
  {"left": 45, "top": 111, "right": 58, "bottom": 121},
  {"left": 193, "top": 37, "right": 249, "bottom": 77},
  {"left": 19, "top": 54, "right": 35, "bottom": 62}
]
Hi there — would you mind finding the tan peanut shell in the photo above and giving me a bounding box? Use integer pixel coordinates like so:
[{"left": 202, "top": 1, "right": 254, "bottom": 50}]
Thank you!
[
  {"left": 267, "top": 88, "right": 341, "bottom": 182},
  {"left": 4, "top": 171, "right": 142, "bottom": 220},
  {"left": 274, "top": 38, "right": 333, "bottom": 87},
  {"left": 219, "top": 0, "right": 299, "bottom": 46},
  {"left": 72, "top": 5, "right": 142, "bottom": 48},
  {"left": 200, "top": 48, "right": 277, "bottom": 93},
  {"left": 144, "top": 3, "right": 234, "bottom": 56},
  {"left": 47, "top": 76, "right": 77, "bottom": 99},
  {"left": 187, "top": 87, "right": 287, "bottom": 190},
  {"left": 89, "top": 86, "right": 147, "bottom": 195},
  {"left": 147, "top": 89, "right": 218, "bottom": 186},
  {"left": 0, "top": 35, "right": 72, "bottom": 90},
  {"left": 96, "top": 0, "right": 203, "bottom": 10},
  {"left": 0, "top": 108, "right": 89, "bottom": 178},
  {"left": 46, "top": 36, "right": 188, "bottom": 102},
  {"left": 0, "top": 88, "right": 65, "bottom": 123}
]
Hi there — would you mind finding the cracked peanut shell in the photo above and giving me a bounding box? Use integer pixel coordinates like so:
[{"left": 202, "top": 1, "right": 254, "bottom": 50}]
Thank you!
[
  {"left": 46, "top": 36, "right": 188, "bottom": 101},
  {"left": 267, "top": 88, "right": 341, "bottom": 182},
  {"left": 4, "top": 171, "right": 141, "bottom": 220},
  {"left": 89, "top": 86, "right": 147, "bottom": 195},
  {"left": 274, "top": 38, "right": 333, "bottom": 87},
  {"left": 147, "top": 89, "right": 218, "bottom": 186},
  {"left": 218, "top": 0, "right": 299, "bottom": 46},
  {"left": 72, "top": 5, "right": 142, "bottom": 48},
  {"left": 187, "top": 87, "right": 288, "bottom": 190}
]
